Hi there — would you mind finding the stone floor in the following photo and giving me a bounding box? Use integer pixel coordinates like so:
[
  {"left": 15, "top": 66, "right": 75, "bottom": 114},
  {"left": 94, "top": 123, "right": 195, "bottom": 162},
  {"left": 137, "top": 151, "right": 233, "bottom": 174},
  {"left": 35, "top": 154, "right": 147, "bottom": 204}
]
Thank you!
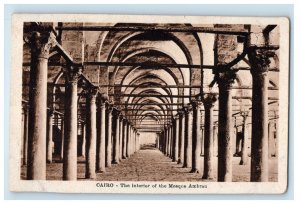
[{"left": 21, "top": 144, "right": 278, "bottom": 182}]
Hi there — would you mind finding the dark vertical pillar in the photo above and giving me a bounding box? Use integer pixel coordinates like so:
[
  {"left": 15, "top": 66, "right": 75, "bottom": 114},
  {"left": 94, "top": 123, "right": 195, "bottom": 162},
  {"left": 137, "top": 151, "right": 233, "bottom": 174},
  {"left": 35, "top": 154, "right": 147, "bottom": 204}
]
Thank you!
[
  {"left": 63, "top": 66, "right": 81, "bottom": 180},
  {"left": 122, "top": 120, "right": 127, "bottom": 159},
  {"left": 173, "top": 116, "right": 179, "bottom": 162},
  {"left": 183, "top": 106, "right": 193, "bottom": 168},
  {"left": 126, "top": 123, "right": 130, "bottom": 157},
  {"left": 112, "top": 111, "right": 120, "bottom": 164},
  {"left": 119, "top": 117, "right": 123, "bottom": 161},
  {"left": 106, "top": 107, "right": 113, "bottom": 167},
  {"left": 191, "top": 101, "right": 201, "bottom": 173},
  {"left": 202, "top": 93, "right": 217, "bottom": 179},
  {"left": 85, "top": 89, "right": 97, "bottom": 179},
  {"left": 98, "top": 100, "right": 106, "bottom": 172},
  {"left": 27, "top": 31, "right": 56, "bottom": 180},
  {"left": 166, "top": 126, "right": 169, "bottom": 156},
  {"left": 240, "top": 111, "right": 249, "bottom": 165},
  {"left": 213, "top": 123, "right": 218, "bottom": 157},
  {"left": 60, "top": 118, "right": 64, "bottom": 161},
  {"left": 178, "top": 113, "right": 185, "bottom": 164},
  {"left": 216, "top": 70, "right": 236, "bottom": 182},
  {"left": 249, "top": 48, "right": 273, "bottom": 182}
]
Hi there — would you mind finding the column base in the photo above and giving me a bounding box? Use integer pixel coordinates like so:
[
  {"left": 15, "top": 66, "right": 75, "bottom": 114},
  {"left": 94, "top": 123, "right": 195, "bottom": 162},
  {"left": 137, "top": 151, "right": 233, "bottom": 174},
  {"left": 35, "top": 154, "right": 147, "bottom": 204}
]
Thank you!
[
  {"left": 112, "top": 160, "right": 119, "bottom": 164},
  {"left": 202, "top": 175, "right": 214, "bottom": 180},
  {"left": 190, "top": 169, "right": 200, "bottom": 173}
]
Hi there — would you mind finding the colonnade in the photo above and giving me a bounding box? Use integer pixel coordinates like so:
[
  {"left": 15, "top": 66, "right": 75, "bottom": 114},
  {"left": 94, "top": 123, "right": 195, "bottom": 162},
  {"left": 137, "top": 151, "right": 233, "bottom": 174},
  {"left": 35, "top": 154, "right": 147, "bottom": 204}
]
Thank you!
[
  {"left": 23, "top": 28, "right": 277, "bottom": 182},
  {"left": 24, "top": 30, "right": 140, "bottom": 180},
  {"left": 158, "top": 47, "right": 277, "bottom": 182}
]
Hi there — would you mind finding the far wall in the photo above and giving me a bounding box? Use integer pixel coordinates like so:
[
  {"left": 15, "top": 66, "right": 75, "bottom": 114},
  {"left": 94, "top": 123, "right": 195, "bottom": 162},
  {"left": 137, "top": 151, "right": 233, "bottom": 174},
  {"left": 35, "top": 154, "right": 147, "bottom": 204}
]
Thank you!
[{"left": 139, "top": 132, "right": 157, "bottom": 145}]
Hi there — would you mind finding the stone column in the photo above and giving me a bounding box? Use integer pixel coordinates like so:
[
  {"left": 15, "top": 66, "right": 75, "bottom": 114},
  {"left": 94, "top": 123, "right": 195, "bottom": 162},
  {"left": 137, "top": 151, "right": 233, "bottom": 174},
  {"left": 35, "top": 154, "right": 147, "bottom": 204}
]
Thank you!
[
  {"left": 133, "top": 129, "right": 137, "bottom": 153},
  {"left": 183, "top": 106, "right": 193, "bottom": 168},
  {"left": 128, "top": 124, "right": 132, "bottom": 156},
  {"left": 106, "top": 107, "right": 113, "bottom": 167},
  {"left": 112, "top": 111, "right": 120, "bottom": 164},
  {"left": 97, "top": 100, "right": 106, "bottom": 172},
  {"left": 156, "top": 133, "right": 160, "bottom": 149},
  {"left": 63, "top": 66, "right": 81, "bottom": 180},
  {"left": 27, "top": 30, "right": 56, "bottom": 180},
  {"left": 200, "top": 126, "right": 205, "bottom": 156},
  {"left": 165, "top": 126, "right": 169, "bottom": 156},
  {"left": 126, "top": 123, "right": 130, "bottom": 157},
  {"left": 213, "top": 123, "right": 218, "bottom": 157},
  {"left": 130, "top": 127, "right": 133, "bottom": 155},
  {"left": 240, "top": 111, "right": 249, "bottom": 165},
  {"left": 135, "top": 132, "right": 139, "bottom": 151},
  {"left": 85, "top": 89, "right": 97, "bottom": 179},
  {"left": 216, "top": 70, "right": 236, "bottom": 182},
  {"left": 23, "top": 107, "right": 29, "bottom": 166},
  {"left": 46, "top": 110, "right": 54, "bottom": 163},
  {"left": 202, "top": 93, "right": 217, "bottom": 179},
  {"left": 168, "top": 124, "right": 172, "bottom": 158},
  {"left": 138, "top": 132, "right": 140, "bottom": 150},
  {"left": 81, "top": 123, "right": 86, "bottom": 157},
  {"left": 234, "top": 118, "right": 240, "bottom": 157},
  {"left": 134, "top": 130, "right": 137, "bottom": 152},
  {"left": 122, "top": 120, "right": 127, "bottom": 159},
  {"left": 249, "top": 47, "right": 274, "bottom": 182},
  {"left": 169, "top": 125, "right": 173, "bottom": 157},
  {"left": 119, "top": 116, "right": 124, "bottom": 161},
  {"left": 178, "top": 112, "right": 185, "bottom": 164},
  {"left": 132, "top": 127, "right": 135, "bottom": 154},
  {"left": 60, "top": 118, "right": 64, "bottom": 161},
  {"left": 173, "top": 116, "right": 179, "bottom": 162},
  {"left": 191, "top": 101, "right": 202, "bottom": 173}
]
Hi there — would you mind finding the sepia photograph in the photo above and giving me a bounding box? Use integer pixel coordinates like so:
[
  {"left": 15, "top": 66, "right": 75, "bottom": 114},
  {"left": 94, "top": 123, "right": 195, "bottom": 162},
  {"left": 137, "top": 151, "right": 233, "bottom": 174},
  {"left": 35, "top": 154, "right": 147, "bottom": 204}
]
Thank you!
[{"left": 9, "top": 14, "right": 289, "bottom": 194}]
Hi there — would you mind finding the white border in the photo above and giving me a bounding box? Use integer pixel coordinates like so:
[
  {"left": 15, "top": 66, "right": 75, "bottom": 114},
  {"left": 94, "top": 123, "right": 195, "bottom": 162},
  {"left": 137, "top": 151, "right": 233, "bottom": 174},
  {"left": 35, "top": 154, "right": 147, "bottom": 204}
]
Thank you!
[{"left": 8, "top": 14, "right": 290, "bottom": 194}]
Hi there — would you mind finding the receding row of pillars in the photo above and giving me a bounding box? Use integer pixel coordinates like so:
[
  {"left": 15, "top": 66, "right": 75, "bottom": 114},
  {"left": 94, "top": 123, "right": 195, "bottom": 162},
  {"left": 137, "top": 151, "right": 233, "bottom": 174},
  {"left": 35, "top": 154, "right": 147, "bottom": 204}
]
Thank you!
[
  {"left": 24, "top": 31, "right": 140, "bottom": 180},
  {"left": 24, "top": 30, "right": 276, "bottom": 182},
  {"left": 24, "top": 93, "right": 140, "bottom": 180},
  {"left": 157, "top": 47, "right": 277, "bottom": 182}
]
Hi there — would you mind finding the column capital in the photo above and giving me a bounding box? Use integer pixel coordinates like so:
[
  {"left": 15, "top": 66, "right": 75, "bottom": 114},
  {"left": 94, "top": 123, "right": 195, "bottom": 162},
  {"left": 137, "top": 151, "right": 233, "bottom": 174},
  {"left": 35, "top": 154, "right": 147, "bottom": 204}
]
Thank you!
[
  {"left": 97, "top": 98, "right": 107, "bottom": 108},
  {"left": 174, "top": 114, "right": 180, "bottom": 120},
  {"left": 203, "top": 93, "right": 218, "bottom": 109},
  {"left": 119, "top": 115, "right": 125, "bottom": 121},
  {"left": 240, "top": 110, "right": 249, "bottom": 120},
  {"left": 29, "top": 31, "right": 57, "bottom": 59},
  {"left": 87, "top": 87, "right": 98, "bottom": 102},
  {"left": 248, "top": 46, "right": 276, "bottom": 75},
  {"left": 114, "top": 109, "right": 121, "bottom": 117},
  {"left": 183, "top": 104, "right": 193, "bottom": 113},
  {"left": 64, "top": 66, "right": 82, "bottom": 85},
  {"left": 191, "top": 100, "right": 202, "bottom": 109},
  {"left": 215, "top": 70, "right": 237, "bottom": 90}
]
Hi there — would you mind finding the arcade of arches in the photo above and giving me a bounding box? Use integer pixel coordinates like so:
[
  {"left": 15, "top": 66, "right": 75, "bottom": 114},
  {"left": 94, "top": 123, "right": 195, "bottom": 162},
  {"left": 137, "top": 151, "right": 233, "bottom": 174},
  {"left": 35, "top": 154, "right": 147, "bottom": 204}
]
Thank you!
[{"left": 21, "top": 22, "right": 279, "bottom": 182}]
